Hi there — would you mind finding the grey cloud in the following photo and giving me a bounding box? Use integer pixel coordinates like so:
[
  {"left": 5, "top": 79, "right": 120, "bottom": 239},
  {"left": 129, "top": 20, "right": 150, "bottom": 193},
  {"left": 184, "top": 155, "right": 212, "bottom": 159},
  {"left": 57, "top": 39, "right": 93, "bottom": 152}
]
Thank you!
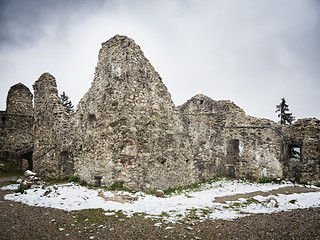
[
  {"left": 0, "top": 0, "right": 319, "bottom": 121},
  {"left": 0, "top": 0, "right": 106, "bottom": 49}
]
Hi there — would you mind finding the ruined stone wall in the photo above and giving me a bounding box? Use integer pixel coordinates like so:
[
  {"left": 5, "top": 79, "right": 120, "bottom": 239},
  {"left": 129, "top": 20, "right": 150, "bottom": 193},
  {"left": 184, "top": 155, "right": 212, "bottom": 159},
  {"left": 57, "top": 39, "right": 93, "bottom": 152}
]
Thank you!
[
  {"left": 282, "top": 118, "right": 320, "bottom": 184},
  {"left": 0, "top": 84, "right": 33, "bottom": 171},
  {"left": 179, "top": 94, "right": 284, "bottom": 181},
  {"left": 178, "top": 95, "right": 243, "bottom": 181},
  {"left": 223, "top": 118, "right": 284, "bottom": 179},
  {"left": 12, "top": 34, "right": 318, "bottom": 189},
  {"left": 32, "top": 73, "right": 73, "bottom": 179},
  {"left": 6, "top": 83, "right": 33, "bottom": 115},
  {"left": 70, "top": 35, "right": 193, "bottom": 190}
]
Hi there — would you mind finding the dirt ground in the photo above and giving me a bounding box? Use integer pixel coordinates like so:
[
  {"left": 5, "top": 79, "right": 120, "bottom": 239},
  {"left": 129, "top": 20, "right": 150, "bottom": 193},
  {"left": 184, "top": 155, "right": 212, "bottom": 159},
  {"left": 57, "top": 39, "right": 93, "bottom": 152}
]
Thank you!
[{"left": 1, "top": 177, "right": 319, "bottom": 240}]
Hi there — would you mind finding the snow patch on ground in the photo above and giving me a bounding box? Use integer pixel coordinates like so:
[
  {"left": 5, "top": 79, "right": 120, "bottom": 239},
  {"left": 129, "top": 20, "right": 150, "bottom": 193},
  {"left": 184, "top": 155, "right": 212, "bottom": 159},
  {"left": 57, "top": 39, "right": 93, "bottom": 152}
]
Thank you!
[
  {"left": 1, "top": 184, "right": 19, "bottom": 190},
  {"left": 3, "top": 179, "right": 320, "bottom": 223}
]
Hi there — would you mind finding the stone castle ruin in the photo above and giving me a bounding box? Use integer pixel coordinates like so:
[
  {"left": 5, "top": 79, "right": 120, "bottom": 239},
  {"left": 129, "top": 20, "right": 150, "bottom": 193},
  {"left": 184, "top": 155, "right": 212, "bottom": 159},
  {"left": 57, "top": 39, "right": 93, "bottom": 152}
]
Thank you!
[
  {"left": 1, "top": 35, "right": 319, "bottom": 190},
  {"left": 0, "top": 83, "right": 33, "bottom": 171}
]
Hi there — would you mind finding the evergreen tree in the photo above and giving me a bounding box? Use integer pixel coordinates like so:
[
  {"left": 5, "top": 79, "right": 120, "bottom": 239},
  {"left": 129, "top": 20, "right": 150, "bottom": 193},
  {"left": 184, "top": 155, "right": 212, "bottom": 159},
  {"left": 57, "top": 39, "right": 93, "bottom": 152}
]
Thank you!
[
  {"left": 59, "top": 91, "right": 75, "bottom": 114},
  {"left": 275, "top": 98, "right": 295, "bottom": 125}
]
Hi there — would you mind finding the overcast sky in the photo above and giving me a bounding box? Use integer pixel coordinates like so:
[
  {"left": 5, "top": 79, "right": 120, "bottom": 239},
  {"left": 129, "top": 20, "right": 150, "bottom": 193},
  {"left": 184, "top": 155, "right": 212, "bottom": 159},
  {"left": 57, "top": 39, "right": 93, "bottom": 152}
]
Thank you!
[{"left": 0, "top": 0, "right": 319, "bottom": 122}]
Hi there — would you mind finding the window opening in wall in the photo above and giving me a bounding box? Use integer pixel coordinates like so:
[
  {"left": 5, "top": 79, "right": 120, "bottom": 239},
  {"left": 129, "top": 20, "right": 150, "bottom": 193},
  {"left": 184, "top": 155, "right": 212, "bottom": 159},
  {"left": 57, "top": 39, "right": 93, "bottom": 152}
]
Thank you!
[
  {"left": 88, "top": 114, "right": 96, "bottom": 122},
  {"left": 1, "top": 116, "right": 6, "bottom": 126},
  {"left": 289, "top": 145, "right": 301, "bottom": 162}
]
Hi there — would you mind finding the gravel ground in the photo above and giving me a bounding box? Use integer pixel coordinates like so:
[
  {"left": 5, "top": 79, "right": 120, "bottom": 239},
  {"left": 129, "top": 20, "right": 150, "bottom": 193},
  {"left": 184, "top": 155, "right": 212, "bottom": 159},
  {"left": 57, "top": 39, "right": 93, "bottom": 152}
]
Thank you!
[{"left": 1, "top": 177, "right": 319, "bottom": 240}]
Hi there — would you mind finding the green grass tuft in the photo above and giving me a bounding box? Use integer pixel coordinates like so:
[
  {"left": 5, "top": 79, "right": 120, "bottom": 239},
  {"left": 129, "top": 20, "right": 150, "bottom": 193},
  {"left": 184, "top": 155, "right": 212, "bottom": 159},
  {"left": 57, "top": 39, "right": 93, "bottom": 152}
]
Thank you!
[
  {"left": 257, "top": 176, "right": 276, "bottom": 183},
  {"left": 15, "top": 186, "right": 27, "bottom": 194},
  {"left": 0, "top": 160, "right": 22, "bottom": 177},
  {"left": 68, "top": 175, "right": 81, "bottom": 183},
  {"left": 109, "top": 181, "right": 132, "bottom": 192},
  {"left": 162, "top": 175, "right": 230, "bottom": 196},
  {"left": 72, "top": 208, "right": 108, "bottom": 225}
]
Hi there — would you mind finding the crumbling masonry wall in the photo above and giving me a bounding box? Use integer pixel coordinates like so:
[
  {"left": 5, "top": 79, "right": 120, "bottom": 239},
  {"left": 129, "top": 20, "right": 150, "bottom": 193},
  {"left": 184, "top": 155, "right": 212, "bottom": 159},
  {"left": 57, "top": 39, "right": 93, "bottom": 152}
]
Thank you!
[
  {"left": 282, "top": 118, "right": 320, "bottom": 184},
  {"left": 0, "top": 83, "right": 33, "bottom": 171},
  {"left": 2, "top": 35, "right": 319, "bottom": 188},
  {"left": 179, "top": 94, "right": 284, "bottom": 181},
  {"left": 69, "top": 35, "right": 193, "bottom": 190},
  {"left": 32, "top": 73, "right": 73, "bottom": 179}
]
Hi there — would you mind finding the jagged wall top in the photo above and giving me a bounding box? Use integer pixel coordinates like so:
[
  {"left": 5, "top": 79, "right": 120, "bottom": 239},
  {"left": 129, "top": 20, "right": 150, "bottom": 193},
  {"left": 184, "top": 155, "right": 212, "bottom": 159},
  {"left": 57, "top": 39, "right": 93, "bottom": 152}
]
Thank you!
[
  {"left": 33, "top": 73, "right": 66, "bottom": 116},
  {"left": 32, "top": 72, "right": 73, "bottom": 178},
  {"left": 77, "top": 35, "right": 175, "bottom": 117},
  {"left": 71, "top": 35, "right": 192, "bottom": 190},
  {"left": 0, "top": 34, "right": 318, "bottom": 187},
  {"left": 6, "top": 83, "right": 33, "bottom": 115}
]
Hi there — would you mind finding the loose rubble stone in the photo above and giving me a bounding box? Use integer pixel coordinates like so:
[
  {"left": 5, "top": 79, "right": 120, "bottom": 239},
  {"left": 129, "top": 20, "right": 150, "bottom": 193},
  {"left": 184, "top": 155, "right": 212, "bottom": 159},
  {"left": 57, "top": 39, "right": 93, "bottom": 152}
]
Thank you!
[
  {"left": 24, "top": 170, "right": 36, "bottom": 177},
  {"left": 156, "top": 190, "right": 164, "bottom": 198},
  {"left": 19, "top": 170, "right": 40, "bottom": 189}
]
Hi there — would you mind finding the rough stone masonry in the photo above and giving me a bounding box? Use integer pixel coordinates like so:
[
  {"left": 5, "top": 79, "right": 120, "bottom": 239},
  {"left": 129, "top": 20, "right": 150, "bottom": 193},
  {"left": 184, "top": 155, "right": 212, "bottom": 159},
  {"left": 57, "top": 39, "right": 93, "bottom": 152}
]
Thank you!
[
  {"left": 1, "top": 35, "right": 319, "bottom": 190},
  {"left": 0, "top": 83, "right": 33, "bottom": 171}
]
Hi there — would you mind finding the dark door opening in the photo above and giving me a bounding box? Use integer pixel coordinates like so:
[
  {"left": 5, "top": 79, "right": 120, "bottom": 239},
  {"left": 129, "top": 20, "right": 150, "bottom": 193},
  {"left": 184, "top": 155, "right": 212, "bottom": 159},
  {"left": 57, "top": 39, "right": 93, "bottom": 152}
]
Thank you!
[
  {"left": 226, "top": 139, "right": 240, "bottom": 177},
  {"left": 21, "top": 151, "right": 33, "bottom": 170}
]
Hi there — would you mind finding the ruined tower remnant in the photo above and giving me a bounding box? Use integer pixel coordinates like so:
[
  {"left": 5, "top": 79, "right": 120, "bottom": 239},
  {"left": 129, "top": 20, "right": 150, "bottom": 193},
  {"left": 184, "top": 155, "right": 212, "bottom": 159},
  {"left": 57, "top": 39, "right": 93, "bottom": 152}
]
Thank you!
[
  {"left": 0, "top": 83, "right": 33, "bottom": 171},
  {"left": 6, "top": 83, "right": 33, "bottom": 115},
  {"left": 32, "top": 73, "right": 73, "bottom": 179},
  {"left": 70, "top": 35, "right": 193, "bottom": 190},
  {"left": 2, "top": 35, "right": 319, "bottom": 188}
]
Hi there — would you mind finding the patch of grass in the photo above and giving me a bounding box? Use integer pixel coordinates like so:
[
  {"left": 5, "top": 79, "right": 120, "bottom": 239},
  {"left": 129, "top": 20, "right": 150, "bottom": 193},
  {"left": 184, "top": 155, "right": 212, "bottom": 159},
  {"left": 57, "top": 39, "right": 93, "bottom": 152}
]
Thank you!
[
  {"left": 15, "top": 186, "right": 27, "bottom": 194},
  {"left": 68, "top": 175, "right": 81, "bottom": 183},
  {"left": 229, "top": 198, "right": 262, "bottom": 209},
  {"left": 184, "top": 208, "right": 200, "bottom": 221},
  {"left": 238, "top": 211, "right": 248, "bottom": 215},
  {"left": 73, "top": 208, "right": 107, "bottom": 225},
  {"left": 131, "top": 212, "right": 146, "bottom": 217},
  {"left": 108, "top": 181, "right": 132, "bottom": 192},
  {"left": 164, "top": 187, "right": 181, "bottom": 195},
  {"left": 8, "top": 179, "right": 19, "bottom": 184},
  {"left": 145, "top": 190, "right": 156, "bottom": 195},
  {"left": 229, "top": 202, "right": 242, "bottom": 208},
  {"left": 160, "top": 211, "right": 170, "bottom": 218},
  {"left": 163, "top": 175, "right": 231, "bottom": 196},
  {"left": 184, "top": 194, "right": 194, "bottom": 198},
  {"left": 114, "top": 210, "right": 127, "bottom": 219},
  {"left": 0, "top": 160, "right": 22, "bottom": 177},
  {"left": 164, "top": 182, "right": 203, "bottom": 195},
  {"left": 44, "top": 178, "right": 68, "bottom": 185},
  {"left": 245, "top": 198, "right": 261, "bottom": 205},
  {"left": 43, "top": 189, "right": 52, "bottom": 196},
  {"left": 238, "top": 177, "right": 255, "bottom": 183},
  {"left": 199, "top": 208, "right": 211, "bottom": 218},
  {"left": 257, "top": 176, "right": 276, "bottom": 183},
  {"left": 73, "top": 209, "right": 130, "bottom": 226}
]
